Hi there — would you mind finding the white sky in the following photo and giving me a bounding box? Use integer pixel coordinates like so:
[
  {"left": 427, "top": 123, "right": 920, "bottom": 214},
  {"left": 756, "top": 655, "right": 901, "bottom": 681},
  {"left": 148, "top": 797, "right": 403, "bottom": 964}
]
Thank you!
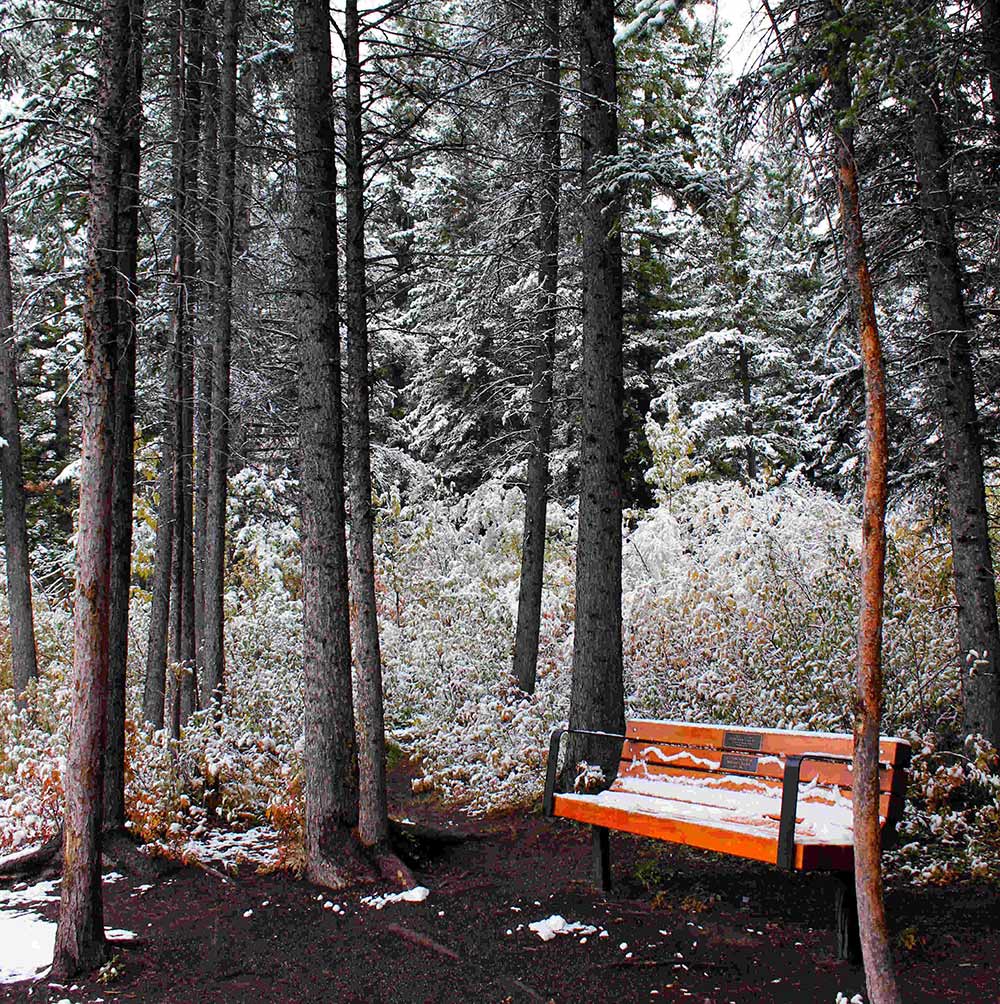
[{"left": 695, "top": 0, "right": 763, "bottom": 78}]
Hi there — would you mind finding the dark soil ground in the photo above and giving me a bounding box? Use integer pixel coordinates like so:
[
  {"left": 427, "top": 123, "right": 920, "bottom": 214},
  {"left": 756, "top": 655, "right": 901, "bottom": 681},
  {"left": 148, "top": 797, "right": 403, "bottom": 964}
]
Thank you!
[{"left": 3, "top": 763, "right": 999, "bottom": 1004}]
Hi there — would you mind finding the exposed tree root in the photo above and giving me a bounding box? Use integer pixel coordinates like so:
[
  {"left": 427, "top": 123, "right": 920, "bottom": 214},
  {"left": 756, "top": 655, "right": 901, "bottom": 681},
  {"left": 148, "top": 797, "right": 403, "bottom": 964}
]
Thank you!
[
  {"left": 388, "top": 817, "right": 471, "bottom": 847},
  {"left": 306, "top": 836, "right": 378, "bottom": 892},
  {"left": 373, "top": 849, "right": 416, "bottom": 889},
  {"left": 0, "top": 827, "right": 174, "bottom": 885}
]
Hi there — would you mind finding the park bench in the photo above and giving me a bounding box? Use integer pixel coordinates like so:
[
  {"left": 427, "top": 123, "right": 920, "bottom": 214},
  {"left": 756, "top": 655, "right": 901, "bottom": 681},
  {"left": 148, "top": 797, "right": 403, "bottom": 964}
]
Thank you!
[{"left": 543, "top": 719, "right": 910, "bottom": 960}]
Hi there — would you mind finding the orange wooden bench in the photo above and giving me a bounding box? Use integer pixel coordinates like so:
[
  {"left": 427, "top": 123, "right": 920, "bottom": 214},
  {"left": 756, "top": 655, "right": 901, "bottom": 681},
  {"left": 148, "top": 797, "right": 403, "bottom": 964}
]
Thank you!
[{"left": 543, "top": 719, "right": 910, "bottom": 960}]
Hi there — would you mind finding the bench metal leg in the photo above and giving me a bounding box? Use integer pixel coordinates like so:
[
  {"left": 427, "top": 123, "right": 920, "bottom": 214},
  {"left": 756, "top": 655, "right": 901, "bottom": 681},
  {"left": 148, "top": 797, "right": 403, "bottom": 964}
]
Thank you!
[
  {"left": 835, "top": 872, "right": 862, "bottom": 964},
  {"left": 592, "top": 826, "right": 611, "bottom": 892}
]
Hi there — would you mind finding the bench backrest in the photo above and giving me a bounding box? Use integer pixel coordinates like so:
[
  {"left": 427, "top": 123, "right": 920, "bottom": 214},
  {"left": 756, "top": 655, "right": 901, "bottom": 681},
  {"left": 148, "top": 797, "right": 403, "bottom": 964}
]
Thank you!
[{"left": 617, "top": 719, "right": 910, "bottom": 831}]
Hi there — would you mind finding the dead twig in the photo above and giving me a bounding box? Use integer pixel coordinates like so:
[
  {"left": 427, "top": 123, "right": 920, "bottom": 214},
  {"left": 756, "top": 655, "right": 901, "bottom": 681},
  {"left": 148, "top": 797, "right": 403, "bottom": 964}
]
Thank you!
[{"left": 385, "top": 923, "right": 461, "bottom": 961}]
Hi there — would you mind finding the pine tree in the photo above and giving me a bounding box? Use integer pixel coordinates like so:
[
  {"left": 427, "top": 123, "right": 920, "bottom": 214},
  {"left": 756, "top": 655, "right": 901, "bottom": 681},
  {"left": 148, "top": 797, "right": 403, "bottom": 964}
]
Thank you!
[
  {"left": 0, "top": 163, "right": 39, "bottom": 705},
  {"left": 292, "top": 0, "right": 365, "bottom": 888},
  {"left": 566, "top": 0, "right": 626, "bottom": 777},
  {"left": 201, "top": 0, "right": 242, "bottom": 709},
  {"left": 53, "top": 0, "right": 141, "bottom": 978},
  {"left": 513, "top": 0, "right": 561, "bottom": 695}
]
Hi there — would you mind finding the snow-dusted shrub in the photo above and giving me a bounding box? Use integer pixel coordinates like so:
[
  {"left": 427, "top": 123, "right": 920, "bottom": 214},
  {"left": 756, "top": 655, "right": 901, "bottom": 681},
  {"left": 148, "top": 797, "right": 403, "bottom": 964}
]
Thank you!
[
  {"left": 621, "top": 482, "right": 958, "bottom": 736},
  {"left": 386, "top": 479, "right": 962, "bottom": 813},
  {"left": 888, "top": 732, "right": 1000, "bottom": 885},
  {"left": 0, "top": 600, "right": 73, "bottom": 852},
  {"left": 375, "top": 481, "right": 575, "bottom": 812}
]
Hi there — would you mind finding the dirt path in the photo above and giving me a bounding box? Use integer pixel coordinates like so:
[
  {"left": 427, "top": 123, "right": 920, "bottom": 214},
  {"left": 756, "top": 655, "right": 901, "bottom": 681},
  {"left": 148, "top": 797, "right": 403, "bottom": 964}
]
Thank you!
[{"left": 2, "top": 770, "right": 998, "bottom": 1003}]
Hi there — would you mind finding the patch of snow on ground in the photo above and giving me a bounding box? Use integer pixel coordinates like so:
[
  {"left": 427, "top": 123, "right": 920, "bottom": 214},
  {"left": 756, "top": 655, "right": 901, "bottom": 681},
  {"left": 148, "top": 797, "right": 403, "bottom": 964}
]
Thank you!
[
  {"left": 0, "top": 879, "right": 139, "bottom": 984},
  {"left": 527, "top": 915, "right": 598, "bottom": 942},
  {"left": 360, "top": 886, "right": 430, "bottom": 909},
  {"left": 105, "top": 929, "right": 137, "bottom": 941},
  {"left": 0, "top": 913, "right": 55, "bottom": 982},
  {"left": 178, "top": 825, "right": 281, "bottom": 870},
  {"left": 0, "top": 879, "right": 60, "bottom": 909}
]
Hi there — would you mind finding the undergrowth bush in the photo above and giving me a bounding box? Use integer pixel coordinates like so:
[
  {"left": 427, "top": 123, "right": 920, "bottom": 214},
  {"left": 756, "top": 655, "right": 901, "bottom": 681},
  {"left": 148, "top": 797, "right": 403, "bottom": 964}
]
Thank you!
[{"left": 1, "top": 466, "right": 998, "bottom": 886}]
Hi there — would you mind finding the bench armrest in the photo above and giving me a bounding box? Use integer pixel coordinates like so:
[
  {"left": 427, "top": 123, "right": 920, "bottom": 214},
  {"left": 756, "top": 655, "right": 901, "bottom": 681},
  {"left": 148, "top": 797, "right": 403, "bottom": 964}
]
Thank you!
[
  {"left": 777, "top": 752, "right": 853, "bottom": 870},
  {"left": 543, "top": 727, "right": 627, "bottom": 817}
]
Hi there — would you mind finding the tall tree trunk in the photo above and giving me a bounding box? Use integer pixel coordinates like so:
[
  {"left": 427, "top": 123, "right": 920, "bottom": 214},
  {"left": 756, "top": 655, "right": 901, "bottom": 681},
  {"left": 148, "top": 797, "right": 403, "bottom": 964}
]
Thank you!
[
  {"left": 292, "top": 0, "right": 364, "bottom": 890},
  {"left": 178, "top": 0, "right": 203, "bottom": 725},
  {"left": 52, "top": 0, "right": 134, "bottom": 978},
  {"left": 566, "top": 0, "right": 625, "bottom": 778},
  {"left": 513, "top": 0, "right": 560, "bottom": 696},
  {"left": 194, "top": 11, "right": 218, "bottom": 679},
  {"left": 984, "top": 0, "right": 1000, "bottom": 124},
  {"left": 165, "top": 0, "right": 203, "bottom": 728},
  {"left": 736, "top": 342, "right": 756, "bottom": 483},
  {"left": 104, "top": 14, "right": 143, "bottom": 830},
  {"left": 53, "top": 360, "right": 74, "bottom": 547},
  {"left": 143, "top": 408, "right": 175, "bottom": 729},
  {"left": 201, "top": 0, "right": 241, "bottom": 709},
  {"left": 911, "top": 77, "right": 1000, "bottom": 746},
  {"left": 344, "top": 0, "right": 390, "bottom": 856},
  {"left": 0, "top": 165, "right": 39, "bottom": 705},
  {"left": 827, "top": 28, "right": 901, "bottom": 1004}
]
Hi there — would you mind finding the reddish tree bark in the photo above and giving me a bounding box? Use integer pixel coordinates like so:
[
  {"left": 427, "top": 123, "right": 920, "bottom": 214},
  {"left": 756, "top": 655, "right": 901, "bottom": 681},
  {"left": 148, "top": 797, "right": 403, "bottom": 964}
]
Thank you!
[
  {"left": 828, "top": 22, "right": 901, "bottom": 1003},
  {"left": 53, "top": 0, "right": 136, "bottom": 979}
]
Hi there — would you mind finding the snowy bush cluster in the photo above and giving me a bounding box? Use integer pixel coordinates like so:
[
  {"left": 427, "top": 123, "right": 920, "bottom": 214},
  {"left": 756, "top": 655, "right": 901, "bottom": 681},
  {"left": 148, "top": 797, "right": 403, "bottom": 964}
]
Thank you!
[{"left": 1, "top": 464, "right": 998, "bottom": 885}]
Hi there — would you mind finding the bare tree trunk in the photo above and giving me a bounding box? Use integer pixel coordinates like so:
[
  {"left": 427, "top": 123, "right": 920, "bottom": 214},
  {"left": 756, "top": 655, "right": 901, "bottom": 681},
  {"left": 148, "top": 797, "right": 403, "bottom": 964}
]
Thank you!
[
  {"left": 984, "top": 0, "right": 1000, "bottom": 124},
  {"left": 566, "top": 0, "right": 625, "bottom": 778},
  {"left": 170, "top": 0, "right": 203, "bottom": 727},
  {"left": 0, "top": 165, "right": 39, "bottom": 705},
  {"left": 201, "top": 0, "right": 242, "bottom": 709},
  {"left": 52, "top": 0, "right": 135, "bottom": 979},
  {"left": 53, "top": 360, "right": 74, "bottom": 547},
  {"left": 344, "top": 0, "right": 392, "bottom": 859},
  {"left": 911, "top": 76, "right": 1000, "bottom": 746},
  {"left": 292, "top": 0, "right": 365, "bottom": 890},
  {"left": 143, "top": 414, "right": 174, "bottom": 730},
  {"left": 513, "top": 0, "right": 560, "bottom": 697},
  {"left": 194, "top": 11, "right": 218, "bottom": 681},
  {"left": 828, "top": 28, "right": 901, "bottom": 1004},
  {"left": 104, "top": 16, "right": 143, "bottom": 830},
  {"left": 736, "top": 343, "right": 756, "bottom": 483}
]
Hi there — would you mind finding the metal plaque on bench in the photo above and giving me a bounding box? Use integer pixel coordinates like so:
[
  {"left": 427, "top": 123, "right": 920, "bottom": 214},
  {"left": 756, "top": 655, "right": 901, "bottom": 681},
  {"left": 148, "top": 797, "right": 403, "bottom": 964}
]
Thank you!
[
  {"left": 723, "top": 730, "right": 763, "bottom": 752},
  {"left": 720, "top": 753, "right": 759, "bottom": 772}
]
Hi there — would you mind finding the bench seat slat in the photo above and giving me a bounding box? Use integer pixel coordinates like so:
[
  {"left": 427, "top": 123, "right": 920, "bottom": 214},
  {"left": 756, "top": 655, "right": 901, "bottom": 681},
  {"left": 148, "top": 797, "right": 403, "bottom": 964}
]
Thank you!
[
  {"left": 606, "top": 774, "right": 865, "bottom": 839},
  {"left": 610, "top": 765, "right": 897, "bottom": 824},
  {"left": 552, "top": 791, "right": 856, "bottom": 871}
]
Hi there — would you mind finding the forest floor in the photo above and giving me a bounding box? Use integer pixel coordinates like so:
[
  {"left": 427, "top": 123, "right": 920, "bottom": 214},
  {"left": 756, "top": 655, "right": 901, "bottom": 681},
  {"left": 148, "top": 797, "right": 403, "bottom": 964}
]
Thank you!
[{"left": 2, "top": 760, "right": 998, "bottom": 1004}]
